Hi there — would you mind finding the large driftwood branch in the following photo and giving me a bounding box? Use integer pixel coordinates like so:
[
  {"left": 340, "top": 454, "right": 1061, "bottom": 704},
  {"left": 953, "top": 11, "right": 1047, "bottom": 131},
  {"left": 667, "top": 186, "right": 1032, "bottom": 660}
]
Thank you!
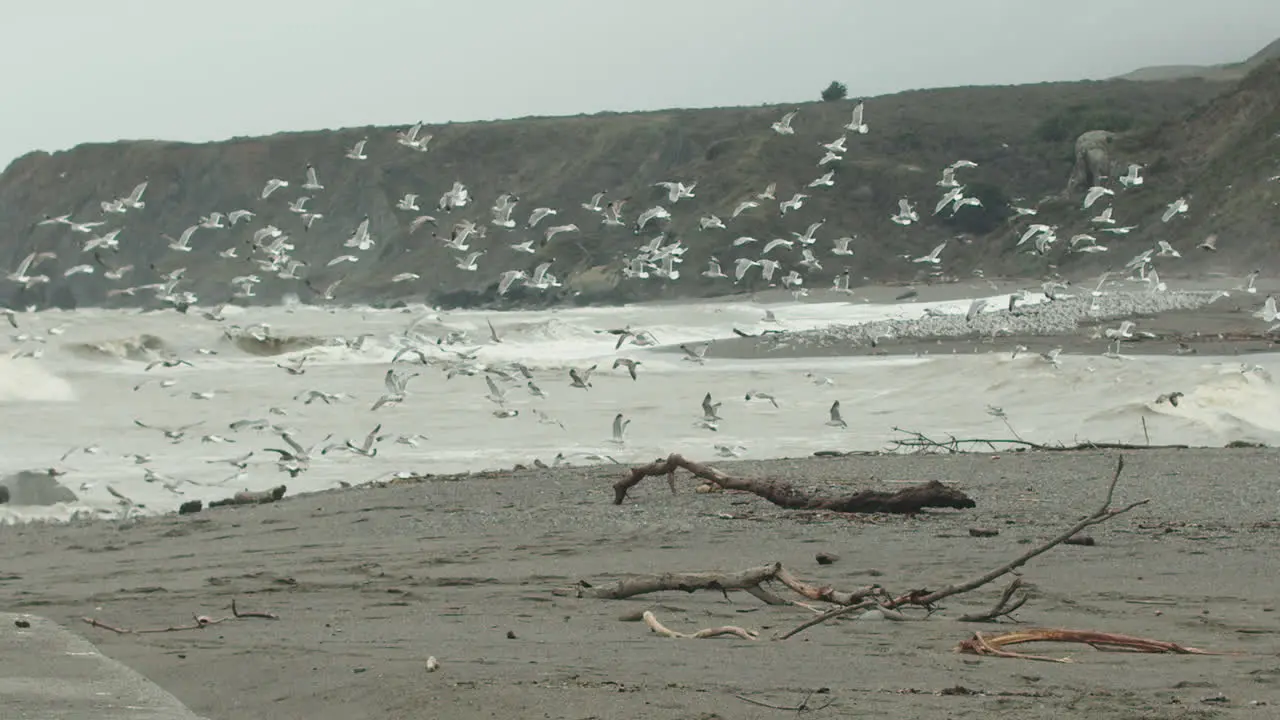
[{"left": 612, "top": 453, "right": 975, "bottom": 513}]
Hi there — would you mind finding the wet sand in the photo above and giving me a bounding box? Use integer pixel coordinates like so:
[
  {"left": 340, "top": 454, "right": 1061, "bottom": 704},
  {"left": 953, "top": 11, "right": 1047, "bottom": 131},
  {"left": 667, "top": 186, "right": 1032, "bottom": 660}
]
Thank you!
[{"left": 2, "top": 449, "right": 1279, "bottom": 719}]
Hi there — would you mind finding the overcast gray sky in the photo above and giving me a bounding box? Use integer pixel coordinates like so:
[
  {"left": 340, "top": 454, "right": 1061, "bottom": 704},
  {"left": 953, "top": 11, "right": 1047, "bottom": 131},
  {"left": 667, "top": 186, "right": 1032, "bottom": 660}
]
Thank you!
[{"left": 2, "top": 0, "right": 1278, "bottom": 168}]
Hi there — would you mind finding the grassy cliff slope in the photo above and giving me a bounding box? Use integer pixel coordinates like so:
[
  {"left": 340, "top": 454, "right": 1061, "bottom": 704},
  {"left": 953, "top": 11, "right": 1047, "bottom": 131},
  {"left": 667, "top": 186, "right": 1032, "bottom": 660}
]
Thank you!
[{"left": 0, "top": 73, "right": 1247, "bottom": 309}]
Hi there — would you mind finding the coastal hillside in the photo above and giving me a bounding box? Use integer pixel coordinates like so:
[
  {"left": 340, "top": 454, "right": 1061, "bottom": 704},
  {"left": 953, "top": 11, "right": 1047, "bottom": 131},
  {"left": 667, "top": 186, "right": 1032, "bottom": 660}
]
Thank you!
[
  {"left": 0, "top": 71, "right": 1245, "bottom": 310},
  {"left": 1114, "top": 37, "right": 1280, "bottom": 82},
  {"left": 997, "top": 56, "right": 1280, "bottom": 280}
]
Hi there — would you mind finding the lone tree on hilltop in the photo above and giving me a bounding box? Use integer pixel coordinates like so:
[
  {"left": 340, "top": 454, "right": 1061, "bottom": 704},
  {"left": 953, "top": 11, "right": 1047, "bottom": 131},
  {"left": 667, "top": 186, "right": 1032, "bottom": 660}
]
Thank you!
[{"left": 821, "top": 81, "right": 848, "bottom": 102}]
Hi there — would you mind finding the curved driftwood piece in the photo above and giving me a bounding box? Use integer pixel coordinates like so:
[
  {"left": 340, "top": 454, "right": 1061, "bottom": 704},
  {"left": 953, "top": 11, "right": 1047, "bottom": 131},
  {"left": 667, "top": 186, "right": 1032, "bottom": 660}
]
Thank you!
[
  {"left": 612, "top": 453, "right": 975, "bottom": 514},
  {"left": 956, "top": 628, "right": 1232, "bottom": 663},
  {"left": 642, "top": 611, "right": 759, "bottom": 640}
]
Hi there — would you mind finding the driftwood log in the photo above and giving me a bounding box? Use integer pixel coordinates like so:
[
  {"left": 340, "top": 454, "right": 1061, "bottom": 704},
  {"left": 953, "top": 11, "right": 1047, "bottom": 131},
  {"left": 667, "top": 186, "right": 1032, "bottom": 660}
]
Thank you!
[
  {"left": 612, "top": 453, "right": 975, "bottom": 514},
  {"left": 208, "top": 484, "right": 287, "bottom": 508},
  {"left": 955, "top": 628, "right": 1231, "bottom": 663},
  {"left": 565, "top": 562, "right": 885, "bottom": 607},
  {"left": 642, "top": 611, "right": 759, "bottom": 640}
]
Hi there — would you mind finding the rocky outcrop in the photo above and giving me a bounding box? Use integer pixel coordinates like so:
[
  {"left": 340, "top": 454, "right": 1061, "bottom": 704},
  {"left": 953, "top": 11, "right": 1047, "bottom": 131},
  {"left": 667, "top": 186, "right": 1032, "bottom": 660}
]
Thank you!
[
  {"left": 1066, "top": 130, "right": 1118, "bottom": 194},
  {"left": 0, "top": 77, "right": 1235, "bottom": 310},
  {"left": 1020, "top": 56, "right": 1280, "bottom": 275}
]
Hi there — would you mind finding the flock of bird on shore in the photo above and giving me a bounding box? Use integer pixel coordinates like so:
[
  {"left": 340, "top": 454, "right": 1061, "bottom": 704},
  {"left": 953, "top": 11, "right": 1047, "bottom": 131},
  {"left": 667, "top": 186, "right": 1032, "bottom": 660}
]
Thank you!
[{"left": 6, "top": 99, "right": 1279, "bottom": 511}]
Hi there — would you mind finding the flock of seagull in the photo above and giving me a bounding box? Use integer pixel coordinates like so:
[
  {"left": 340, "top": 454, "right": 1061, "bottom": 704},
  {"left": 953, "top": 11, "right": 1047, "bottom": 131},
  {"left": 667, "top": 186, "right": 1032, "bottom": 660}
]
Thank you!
[
  {"left": 10, "top": 99, "right": 1255, "bottom": 313},
  {"left": 5, "top": 98, "right": 1278, "bottom": 513}
]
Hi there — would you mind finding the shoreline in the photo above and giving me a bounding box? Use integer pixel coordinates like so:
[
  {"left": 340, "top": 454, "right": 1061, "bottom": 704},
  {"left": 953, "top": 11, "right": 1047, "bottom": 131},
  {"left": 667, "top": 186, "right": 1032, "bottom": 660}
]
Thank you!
[
  {"left": 2, "top": 448, "right": 1279, "bottom": 719},
  {"left": 684, "top": 290, "right": 1279, "bottom": 360}
]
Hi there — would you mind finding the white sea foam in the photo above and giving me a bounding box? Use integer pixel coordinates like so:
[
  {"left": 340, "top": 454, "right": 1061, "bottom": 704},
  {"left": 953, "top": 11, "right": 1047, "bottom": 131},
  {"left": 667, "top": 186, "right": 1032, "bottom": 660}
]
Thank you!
[
  {"left": 1, "top": 290, "right": 1276, "bottom": 525},
  {"left": 0, "top": 357, "right": 76, "bottom": 403}
]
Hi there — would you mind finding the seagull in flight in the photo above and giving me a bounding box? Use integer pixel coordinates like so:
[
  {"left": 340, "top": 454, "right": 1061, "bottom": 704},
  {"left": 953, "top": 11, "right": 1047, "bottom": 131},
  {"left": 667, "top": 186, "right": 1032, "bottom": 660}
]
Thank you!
[
  {"left": 845, "top": 101, "right": 868, "bottom": 134},
  {"left": 912, "top": 242, "right": 946, "bottom": 265},
  {"left": 745, "top": 391, "right": 779, "bottom": 408},
  {"left": 1161, "top": 196, "right": 1189, "bottom": 223},
  {"left": 679, "top": 343, "right": 710, "bottom": 364},
  {"left": 134, "top": 419, "right": 203, "bottom": 442},
  {"left": 302, "top": 164, "right": 324, "bottom": 191},
  {"left": 340, "top": 424, "right": 382, "bottom": 457},
  {"left": 261, "top": 178, "right": 289, "bottom": 199},
  {"left": 609, "top": 413, "right": 631, "bottom": 445},
  {"left": 701, "top": 392, "right": 722, "bottom": 422},
  {"left": 345, "top": 138, "right": 368, "bottom": 160},
  {"left": 569, "top": 365, "right": 596, "bottom": 389},
  {"left": 611, "top": 357, "right": 640, "bottom": 380},
  {"left": 826, "top": 401, "right": 847, "bottom": 429},
  {"left": 771, "top": 109, "right": 798, "bottom": 135},
  {"left": 1083, "top": 185, "right": 1114, "bottom": 209},
  {"left": 1119, "top": 164, "right": 1144, "bottom": 188},
  {"left": 891, "top": 199, "right": 918, "bottom": 226}
]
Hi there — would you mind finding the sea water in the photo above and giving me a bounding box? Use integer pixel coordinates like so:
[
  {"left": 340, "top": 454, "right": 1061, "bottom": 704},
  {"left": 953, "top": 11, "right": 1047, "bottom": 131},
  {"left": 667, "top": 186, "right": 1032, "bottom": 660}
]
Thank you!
[{"left": 2, "top": 290, "right": 1278, "bottom": 524}]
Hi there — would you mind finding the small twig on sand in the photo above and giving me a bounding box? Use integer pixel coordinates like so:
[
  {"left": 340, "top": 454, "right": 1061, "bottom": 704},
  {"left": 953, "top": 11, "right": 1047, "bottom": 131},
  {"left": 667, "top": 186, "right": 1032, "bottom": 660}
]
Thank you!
[
  {"left": 955, "top": 578, "right": 1028, "bottom": 622},
  {"left": 735, "top": 690, "right": 835, "bottom": 712},
  {"left": 82, "top": 599, "right": 278, "bottom": 634},
  {"left": 1141, "top": 416, "right": 1151, "bottom": 446},
  {"left": 231, "top": 598, "right": 279, "bottom": 619},
  {"left": 956, "top": 628, "right": 1235, "bottom": 663},
  {"left": 642, "top": 611, "right": 758, "bottom": 640},
  {"left": 612, "top": 453, "right": 975, "bottom": 513},
  {"left": 773, "top": 601, "right": 878, "bottom": 640},
  {"left": 889, "top": 427, "right": 1186, "bottom": 454}
]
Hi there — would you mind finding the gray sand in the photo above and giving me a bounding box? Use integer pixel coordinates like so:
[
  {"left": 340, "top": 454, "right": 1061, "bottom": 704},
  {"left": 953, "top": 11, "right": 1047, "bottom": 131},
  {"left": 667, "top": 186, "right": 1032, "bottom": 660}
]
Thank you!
[{"left": 2, "top": 449, "right": 1279, "bottom": 719}]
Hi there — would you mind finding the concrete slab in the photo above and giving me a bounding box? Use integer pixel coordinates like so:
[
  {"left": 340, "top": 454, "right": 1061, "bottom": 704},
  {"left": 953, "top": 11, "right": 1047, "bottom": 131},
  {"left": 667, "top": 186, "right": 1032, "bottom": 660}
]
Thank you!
[{"left": 1, "top": 613, "right": 206, "bottom": 720}]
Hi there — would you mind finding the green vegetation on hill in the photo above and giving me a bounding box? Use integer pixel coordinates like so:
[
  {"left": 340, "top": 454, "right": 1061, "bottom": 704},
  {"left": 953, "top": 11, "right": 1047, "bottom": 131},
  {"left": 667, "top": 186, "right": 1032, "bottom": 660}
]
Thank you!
[{"left": 0, "top": 69, "right": 1257, "bottom": 310}]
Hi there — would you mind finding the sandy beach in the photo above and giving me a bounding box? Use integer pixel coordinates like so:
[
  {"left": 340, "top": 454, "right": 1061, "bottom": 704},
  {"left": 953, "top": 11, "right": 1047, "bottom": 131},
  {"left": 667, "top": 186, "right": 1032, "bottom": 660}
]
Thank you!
[{"left": 2, "top": 448, "right": 1278, "bottom": 719}]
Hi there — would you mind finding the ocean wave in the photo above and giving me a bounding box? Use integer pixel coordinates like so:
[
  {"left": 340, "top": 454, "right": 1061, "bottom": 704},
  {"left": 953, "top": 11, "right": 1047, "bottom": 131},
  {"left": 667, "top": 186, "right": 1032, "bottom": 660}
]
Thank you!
[
  {"left": 1082, "top": 366, "right": 1280, "bottom": 445},
  {"left": 218, "top": 328, "right": 337, "bottom": 357},
  {"left": 488, "top": 317, "right": 605, "bottom": 344},
  {"left": 0, "top": 358, "right": 76, "bottom": 402},
  {"left": 62, "top": 333, "right": 171, "bottom": 362}
]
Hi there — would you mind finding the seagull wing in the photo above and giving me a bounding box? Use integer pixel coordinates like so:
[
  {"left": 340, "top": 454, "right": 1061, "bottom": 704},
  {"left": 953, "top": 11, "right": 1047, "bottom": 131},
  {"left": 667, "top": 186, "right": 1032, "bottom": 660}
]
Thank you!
[{"left": 362, "top": 424, "right": 382, "bottom": 452}]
